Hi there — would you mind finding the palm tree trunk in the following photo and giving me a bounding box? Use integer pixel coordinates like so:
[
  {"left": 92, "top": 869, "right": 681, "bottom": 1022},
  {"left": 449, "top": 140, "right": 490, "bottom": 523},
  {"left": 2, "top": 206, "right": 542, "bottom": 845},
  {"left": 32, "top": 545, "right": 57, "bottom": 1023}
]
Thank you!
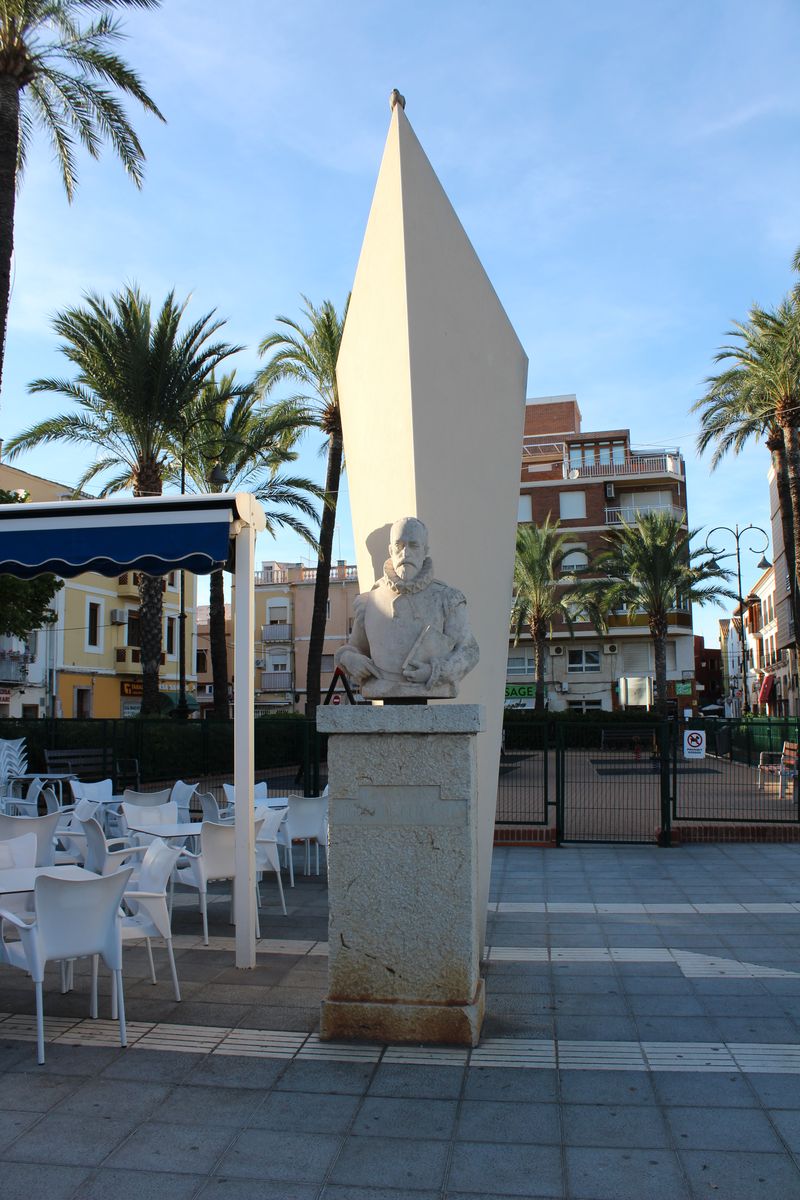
[
  {"left": 768, "top": 433, "right": 800, "bottom": 650},
  {"left": 133, "top": 459, "right": 163, "bottom": 716},
  {"left": 531, "top": 624, "right": 547, "bottom": 713},
  {"left": 651, "top": 617, "right": 668, "bottom": 718},
  {"left": 209, "top": 567, "right": 229, "bottom": 719},
  {"left": 0, "top": 75, "right": 21, "bottom": 397},
  {"left": 305, "top": 429, "right": 342, "bottom": 714}
]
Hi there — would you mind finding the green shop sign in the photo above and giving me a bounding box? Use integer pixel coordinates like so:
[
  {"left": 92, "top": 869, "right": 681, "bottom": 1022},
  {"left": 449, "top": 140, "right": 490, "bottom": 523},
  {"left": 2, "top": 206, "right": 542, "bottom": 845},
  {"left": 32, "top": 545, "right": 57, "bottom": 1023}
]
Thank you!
[
  {"left": 505, "top": 684, "right": 536, "bottom": 699},
  {"left": 674, "top": 682, "right": 693, "bottom": 696}
]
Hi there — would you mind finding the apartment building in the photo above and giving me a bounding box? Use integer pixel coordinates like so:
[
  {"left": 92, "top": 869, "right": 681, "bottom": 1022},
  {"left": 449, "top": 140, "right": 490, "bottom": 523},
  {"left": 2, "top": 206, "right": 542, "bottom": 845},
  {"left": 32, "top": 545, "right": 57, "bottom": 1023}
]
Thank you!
[
  {"left": 252, "top": 560, "right": 359, "bottom": 712},
  {"left": 694, "top": 635, "right": 723, "bottom": 708},
  {"left": 509, "top": 395, "right": 695, "bottom": 713},
  {"left": 766, "top": 463, "right": 798, "bottom": 715},
  {"left": 195, "top": 603, "right": 233, "bottom": 716},
  {"left": 739, "top": 566, "right": 789, "bottom": 716},
  {"left": 0, "top": 460, "right": 197, "bottom": 718}
]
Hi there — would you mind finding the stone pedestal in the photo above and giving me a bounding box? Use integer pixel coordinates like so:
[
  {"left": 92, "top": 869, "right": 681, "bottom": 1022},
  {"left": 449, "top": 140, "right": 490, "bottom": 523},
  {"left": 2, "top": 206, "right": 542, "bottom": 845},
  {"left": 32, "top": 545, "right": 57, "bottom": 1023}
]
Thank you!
[{"left": 316, "top": 704, "right": 485, "bottom": 1046}]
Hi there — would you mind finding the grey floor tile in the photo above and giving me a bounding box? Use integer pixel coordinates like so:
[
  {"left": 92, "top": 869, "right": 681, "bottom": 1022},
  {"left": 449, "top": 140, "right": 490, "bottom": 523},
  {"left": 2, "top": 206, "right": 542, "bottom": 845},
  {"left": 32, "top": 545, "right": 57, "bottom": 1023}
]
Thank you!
[
  {"left": 0, "top": 1109, "right": 41, "bottom": 1153},
  {"left": 0, "top": 1160, "right": 90, "bottom": 1199},
  {"left": 4, "top": 1112, "right": 132, "bottom": 1166},
  {"left": 367, "top": 1064, "right": 465, "bottom": 1099},
  {"left": 747, "top": 1074, "right": 800, "bottom": 1108},
  {"left": 154, "top": 1083, "right": 266, "bottom": 1127},
  {"left": 562, "top": 1103, "right": 670, "bottom": 1149},
  {"left": 0, "top": 1071, "right": 81, "bottom": 1111},
  {"left": 216, "top": 1127, "right": 341, "bottom": 1182},
  {"left": 72, "top": 1167, "right": 205, "bottom": 1199},
  {"left": 100, "top": 1049, "right": 204, "bottom": 1083},
  {"left": 447, "top": 1141, "right": 563, "bottom": 1197},
  {"left": 756, "top": 1108, "right": 800, "bottom": 1153},
  {"left": 250, "top": 1090, "right": 360, "bottom": 1133},
  {"left": 275, "top": 1060, "right": 374, "bottom": 1095},
  {"left": 6, "top": 1043, "right": 123, "bottom": 1077},
  {"left": 353, "top": 1096, "right": 458, "bottom": 1140},
  {"left": 457, "top": 1098, "right": 560, "bottom": 1145},
  {"left": 679, "top": 1149, "right": 800, "bottom": 1199},
  {"left": 463, "top": 1067, "right": 557, "bottom": 1103},
  {"left": 52, "top": 1078, "right": 173, "bottom": 1124},
  {"left": 566, "top": 1145, "right": 690, "bottom": 1200},
  {"left": 184, "top": 1053, "right": 286, "bottom": 1089},
  {"left": 106, "top": 1121, "right": 235, "bottom": 1174},
  {"left": 330, "top": 1135, "right": 449, "bottom": 1191},
  {"left": 199, "top": 1179, "right": 317, "bottom": 1200},
  {"left": 667, "top": 1104, "right": 783, "bottom": 1152},
  {"left": 559, "top": 1070, "right": 656, "bottom": 1106},
  {"left": 651, "top": 1071, "right": 757, "bottom": 1108},
  {"left": 322, "top": 1188, "right": 441, "bottom": 1200}
]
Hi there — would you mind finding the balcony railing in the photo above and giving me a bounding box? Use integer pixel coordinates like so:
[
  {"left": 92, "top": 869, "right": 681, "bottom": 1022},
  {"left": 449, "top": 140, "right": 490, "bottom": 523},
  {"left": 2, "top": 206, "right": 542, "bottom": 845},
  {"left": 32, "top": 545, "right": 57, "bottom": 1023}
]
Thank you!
[
  {"left": 568, "top": 453, "right": 683, "bottom": 480},
  {"left": 0, "top": 659, "right": 28, "bottom": 683},
  {"left": 605, "top": 504, "right": 685, "bottom": 526},
  {"left": 301, "top": 565, "right": 358, "bottom": 582},
  {"left": 262, "top": 623, "right": 292, "bottom": 642},
  {"left": 260, "top": 671, "right": 293, "bottom": 691},
  {"left": 254, "top": 569, "right": 288, "bottom": 585}
]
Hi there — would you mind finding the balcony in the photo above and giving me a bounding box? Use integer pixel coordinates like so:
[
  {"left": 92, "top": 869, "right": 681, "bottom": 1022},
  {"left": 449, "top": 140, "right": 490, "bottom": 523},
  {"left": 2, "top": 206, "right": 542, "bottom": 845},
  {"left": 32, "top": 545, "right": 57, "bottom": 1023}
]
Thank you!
[
  {"left": 254, "top": 568, "right": 288, "bottom": 585},
  {"left": 260, "top": 671, "right": 293, "bottom": 691},
  {"left": 301, "top": 565, "right": 358, "bottom": 582},
  {"left": 569, "top": 452, "right": 683, "bottom": 480},
  {"left": 605, "top": 504, "right": 685, "bottom": 526},
  {"left": 0, "top": 658, "right": 29, "bottom": 683},
  {"left": 115, "top": 647, "right": 165, "bottom": 670},
  {"left": 262, "top": 623, "right": 292, "bottom": 643}
]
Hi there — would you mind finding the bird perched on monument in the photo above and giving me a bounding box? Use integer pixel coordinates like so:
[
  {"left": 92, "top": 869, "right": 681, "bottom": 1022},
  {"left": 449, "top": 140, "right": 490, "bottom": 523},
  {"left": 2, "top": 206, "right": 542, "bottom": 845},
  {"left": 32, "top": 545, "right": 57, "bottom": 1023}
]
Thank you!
[{"left": 390, "top": 88, "right": 406, "bottom": 111}]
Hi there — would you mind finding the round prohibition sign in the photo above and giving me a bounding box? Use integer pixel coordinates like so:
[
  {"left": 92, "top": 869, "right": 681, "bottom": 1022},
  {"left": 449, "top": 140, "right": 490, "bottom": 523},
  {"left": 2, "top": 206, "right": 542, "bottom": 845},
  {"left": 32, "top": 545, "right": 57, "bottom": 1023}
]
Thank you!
[{"left": 686, "top": 732, "right": 704, "bottom": 749}]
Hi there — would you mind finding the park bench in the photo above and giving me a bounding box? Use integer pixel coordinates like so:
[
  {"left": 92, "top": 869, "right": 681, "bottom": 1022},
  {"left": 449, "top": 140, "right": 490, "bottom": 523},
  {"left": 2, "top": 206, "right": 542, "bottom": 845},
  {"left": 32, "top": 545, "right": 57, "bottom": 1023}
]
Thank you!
[
  {"left": 757, "top": 741, "right": 798, "bottom": 799},
  {"left": 44, "top": 747, "right": 140, "bottom": 792}
]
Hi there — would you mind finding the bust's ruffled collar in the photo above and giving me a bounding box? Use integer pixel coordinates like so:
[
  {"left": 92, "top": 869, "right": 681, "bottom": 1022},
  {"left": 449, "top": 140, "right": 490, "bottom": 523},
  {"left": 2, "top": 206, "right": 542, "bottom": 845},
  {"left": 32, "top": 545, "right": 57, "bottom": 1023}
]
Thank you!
[{"left": 382, "top": 556, "right": 434, "bottom": 595}]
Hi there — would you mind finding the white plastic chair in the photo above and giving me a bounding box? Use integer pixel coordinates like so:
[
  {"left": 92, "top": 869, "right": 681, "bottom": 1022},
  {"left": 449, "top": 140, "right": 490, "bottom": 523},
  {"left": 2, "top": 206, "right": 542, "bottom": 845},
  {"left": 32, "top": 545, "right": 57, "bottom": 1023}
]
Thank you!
[
  {"left": 174, "top": 817, "right": 265, "bottom": 944},
  {"left": 54, "top": 798, "right": 100, "bottom": 866},
  {"left": 119, "top": 838, "right": 182, "bottom": 1003},
  {"left": 120, "top": 801, "right": 178, "bottom": 845},
  {"left": 122, "top": 788, "right": 172, "bottom": 807},
  {"left": 80, "top": 816, "right": 147, "bottom": 878},
  {"left": 286, "top": 794, "right": 328, "bottom": 876},
  {"left": 254, "top": 805, "right": 287, "bottom": 915},
  {"left": 6, "top": 777, "right": 44, "bottom": 817},
  {"left": 200, "top": 793, "right": 232, "bottom": 822},
  {"left": 0, "top": 832, "right": 37, "bottom": 915},
  {"left": 0, "top": 869, "right": 133, "bottom": 1063},
  {"left": 0, "top": 811, "right": 60, "bottom": 867}
]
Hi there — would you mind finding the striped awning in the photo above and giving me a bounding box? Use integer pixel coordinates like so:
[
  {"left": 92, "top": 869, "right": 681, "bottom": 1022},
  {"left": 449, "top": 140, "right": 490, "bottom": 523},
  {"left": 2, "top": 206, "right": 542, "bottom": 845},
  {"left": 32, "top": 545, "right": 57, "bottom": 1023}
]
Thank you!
[{"left": 0, "top": 492, "right": 264, "bottom": 579}]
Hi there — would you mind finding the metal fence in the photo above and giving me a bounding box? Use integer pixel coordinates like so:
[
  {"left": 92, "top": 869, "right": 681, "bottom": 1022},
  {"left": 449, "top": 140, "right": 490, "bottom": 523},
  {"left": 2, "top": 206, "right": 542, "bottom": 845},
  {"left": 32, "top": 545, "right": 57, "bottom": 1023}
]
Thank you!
[{"left": 497, "top": 718, "right": 550, "bottom": 825}]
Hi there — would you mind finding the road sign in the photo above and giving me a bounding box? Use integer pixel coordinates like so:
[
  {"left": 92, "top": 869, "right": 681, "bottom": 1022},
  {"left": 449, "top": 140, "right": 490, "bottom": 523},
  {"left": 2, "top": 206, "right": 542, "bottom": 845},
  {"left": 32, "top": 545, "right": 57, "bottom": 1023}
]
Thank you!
[
  {"left": 331, "top": 694, "right": 341, "bottom": 705},
  {"left": 683, "top": 729, "right": 706, "bottom": 759}
]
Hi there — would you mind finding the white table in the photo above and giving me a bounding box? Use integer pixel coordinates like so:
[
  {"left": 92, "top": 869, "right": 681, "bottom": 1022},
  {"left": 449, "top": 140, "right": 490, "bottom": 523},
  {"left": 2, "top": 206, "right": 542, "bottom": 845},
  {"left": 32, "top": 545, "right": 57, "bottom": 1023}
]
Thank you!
[
  {"left": 125, "top": 820, "right": 199, "bottom": 846},
  {"left": 0, "top": 865, "right": 89, "bottom": 895}
]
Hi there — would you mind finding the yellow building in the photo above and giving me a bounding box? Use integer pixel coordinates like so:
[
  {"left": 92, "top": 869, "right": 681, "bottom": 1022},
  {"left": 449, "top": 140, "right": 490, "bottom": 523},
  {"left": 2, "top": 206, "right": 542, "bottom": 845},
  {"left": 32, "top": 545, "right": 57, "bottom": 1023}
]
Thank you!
[{"left": 0, "top": 459, "right": 197, "bottom": 718}]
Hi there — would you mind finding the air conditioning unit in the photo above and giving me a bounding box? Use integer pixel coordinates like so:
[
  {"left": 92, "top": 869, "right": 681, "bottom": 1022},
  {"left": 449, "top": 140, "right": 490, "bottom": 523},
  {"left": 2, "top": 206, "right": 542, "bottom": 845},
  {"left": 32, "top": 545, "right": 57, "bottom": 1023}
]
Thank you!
[
  {"left": 604, "top": 482, "right": 615, "bottom": 500},
  {"left": 110, "top": 609, "right": 126, "bottom": 625},
  {"left": 255, "top": 658, "right": 266, "bottom": 668},
  {"left": 604, "top": 642, "right": 619, "bottom": 655},
  {"left": 551, "top": 644, "right": 565, "bottom": 656}
]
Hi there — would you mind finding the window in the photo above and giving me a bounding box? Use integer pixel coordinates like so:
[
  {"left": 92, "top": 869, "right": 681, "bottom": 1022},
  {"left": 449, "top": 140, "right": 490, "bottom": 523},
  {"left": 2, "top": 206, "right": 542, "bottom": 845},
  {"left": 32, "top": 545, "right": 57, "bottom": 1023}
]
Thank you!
[
  {"left": 612, "top": 442, "right": 625, "bottom": 465},
  {"left": 127, "top": 611, "right": 140, "bottom": 647},
  {"left": 196, "top": 649, "right": 208, "bottom": 674},
  {"left": 166, "top": 617, "right": 177, "bottom": 656},
  {"left": 517, "top": 494, "right": 532, "bottom": 522},
  {"left": 21, "top": 705, "right": 38, "bottom": 721},
  {"left": 269, "top": 605, "right": 288, "bottom": 623},
  {"left": 567, "top": 699, "right": 603, "bottom": 713},
  {"left": 568, "top": 648, "right": 600, "bottom": 673},
  {"left": 507, "top": 652, "right": 535, "bottom": 676},
  {"left": 666, "top": 642, "right": 677, "bottom": 671},
  {"left": 320, "top": 654, "right": 335, "bottom": 673},
  {"left": 561, "top": 549, "right": 589, "bottom": 574},
  {"left": 569, "top": 446, "right": 582, "bottom": 469},
  {"left": 87, "top": 602, "right": 100, "bottom": 647},
  {"left": 167, "top": 572, "right": 176, "bottom": 588},
  {"left": 74, "top": 688, "right": 92, "bottom": 719},
  {"left": 598, "top": 444, "right": 611, "bottom": 466},
  {"left": 559, "top": 491, "right": 586, "bottom": 520},
  {"left": 618, "top": 490, "right": 672, "bottom": 519},
  {"left": 326, "top": 600, "right": 331, "bottom": 619}
]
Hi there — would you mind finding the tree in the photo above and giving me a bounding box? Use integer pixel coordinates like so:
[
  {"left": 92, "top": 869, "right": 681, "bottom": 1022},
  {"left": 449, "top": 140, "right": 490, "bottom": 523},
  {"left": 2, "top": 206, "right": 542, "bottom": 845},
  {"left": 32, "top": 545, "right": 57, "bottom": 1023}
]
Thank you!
[
  {"left": 5, "top": 285, "right": 241, "bottom": 715},
  {"left": 695, "top": 299, "right": 800, "bottom": 632},
  {"left": 511, "top": 518, "right": 582, "bottom": 713},
  {"left": 0, "top": 487, "right": 62, "bottom": 639},
  {"left": 694, "top": 333, "right": 800, "bottom": 648},
  {"left": 0, "top": 0, "right": 164, "bottom": 394},
  {"left": 257, "top": 295, "right": 348, "bottom": 713},
  {"left": 166, "top": 377, "right": 321, "bottom": 719},
  {"left": 577, "top": 512, "right": 733, "bottom": 717}
]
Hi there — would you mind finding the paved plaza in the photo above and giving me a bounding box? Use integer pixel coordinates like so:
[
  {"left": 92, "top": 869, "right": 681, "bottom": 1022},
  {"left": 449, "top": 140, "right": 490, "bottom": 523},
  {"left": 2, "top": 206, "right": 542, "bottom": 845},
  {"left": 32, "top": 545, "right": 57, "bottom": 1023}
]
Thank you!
[{"left": 3, "top": 843, "right": 800, "bottom": 1197}]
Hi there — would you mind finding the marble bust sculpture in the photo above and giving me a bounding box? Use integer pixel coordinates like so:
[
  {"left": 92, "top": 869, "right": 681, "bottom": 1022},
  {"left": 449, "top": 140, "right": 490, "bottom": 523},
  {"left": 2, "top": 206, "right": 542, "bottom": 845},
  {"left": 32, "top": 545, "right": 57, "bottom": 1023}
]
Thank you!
[{"left": 335, "top": 516, "right": 479, "bottom": 699}]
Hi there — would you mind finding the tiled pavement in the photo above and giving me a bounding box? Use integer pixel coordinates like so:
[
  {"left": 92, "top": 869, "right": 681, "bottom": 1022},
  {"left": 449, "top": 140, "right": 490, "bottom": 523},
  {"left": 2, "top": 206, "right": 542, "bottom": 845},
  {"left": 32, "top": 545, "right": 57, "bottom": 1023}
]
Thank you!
[{"left": 3, "top": 844, "right": 800, "bottom": 1197}]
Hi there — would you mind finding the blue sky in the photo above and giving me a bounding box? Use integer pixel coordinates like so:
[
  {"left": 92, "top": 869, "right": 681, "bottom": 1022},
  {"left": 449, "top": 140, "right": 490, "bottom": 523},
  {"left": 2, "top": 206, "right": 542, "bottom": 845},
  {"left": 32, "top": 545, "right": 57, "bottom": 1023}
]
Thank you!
[{"left": 3, "top": 0, "right": 800, "bottom": 641}]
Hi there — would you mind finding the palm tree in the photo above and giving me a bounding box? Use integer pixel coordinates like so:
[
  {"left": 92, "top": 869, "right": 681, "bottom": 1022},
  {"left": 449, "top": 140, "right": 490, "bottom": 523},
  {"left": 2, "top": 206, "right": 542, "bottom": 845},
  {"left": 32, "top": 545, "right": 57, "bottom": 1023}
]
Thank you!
[
  {"left": 165, "top": 377, "right": 321, "bottom": 719},
  {"left": 0, "top": 0, "right": 164, "bottom": 394},
  {"left": 694, "top": 350, "right": 800, "bottom": 647},
  {"left": 578, "top": 512, "right": 733, "bottom": 717},
  {"left": 696, "top": 300, "right": 800, "bottom": 620},
  {"left": 5, "top": 285, "right": 241, "bottom": 715},
  {"left": 257, "top": 295, "right": 348, "bottom": 714},
  {"left": 512, "top": 518, "right": 585, "bottom": 712}
]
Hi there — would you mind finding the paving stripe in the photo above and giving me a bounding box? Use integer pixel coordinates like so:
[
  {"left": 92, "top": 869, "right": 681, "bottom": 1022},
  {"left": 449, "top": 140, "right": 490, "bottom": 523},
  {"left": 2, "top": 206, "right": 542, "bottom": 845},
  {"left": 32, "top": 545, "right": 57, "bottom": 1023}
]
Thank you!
[
  {"left": 493, "top": 901, "right": 800, "bottom": 915},
  {"left": 5, "top": 1011, "right": 800, "bottom": 1074},
  {"left": 487, "top": 946, "right": 799, "bottom": 978}
]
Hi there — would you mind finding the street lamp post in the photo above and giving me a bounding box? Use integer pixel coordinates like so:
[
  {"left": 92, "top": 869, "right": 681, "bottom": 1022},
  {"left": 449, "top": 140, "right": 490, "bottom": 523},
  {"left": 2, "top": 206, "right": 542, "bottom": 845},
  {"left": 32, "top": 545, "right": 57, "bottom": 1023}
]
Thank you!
[
  {"left": 705, "top": 523, "right": 771, "bottom": 715},
  {"left": 174, "top": 446, "right": 189, "bottom": 720}
]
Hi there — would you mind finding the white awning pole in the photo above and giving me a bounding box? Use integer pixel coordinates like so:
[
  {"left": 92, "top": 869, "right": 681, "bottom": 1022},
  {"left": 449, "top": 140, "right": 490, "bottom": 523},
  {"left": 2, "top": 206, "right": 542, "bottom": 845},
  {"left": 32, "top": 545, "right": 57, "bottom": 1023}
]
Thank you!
[{"left": 233, "top": 520, "right": 256, "bottom": 967}]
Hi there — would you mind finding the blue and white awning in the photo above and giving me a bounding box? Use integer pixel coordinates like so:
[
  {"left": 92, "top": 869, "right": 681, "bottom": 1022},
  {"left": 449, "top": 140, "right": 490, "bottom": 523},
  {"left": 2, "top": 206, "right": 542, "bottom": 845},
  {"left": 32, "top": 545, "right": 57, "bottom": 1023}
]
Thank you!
[{"left": 0, "top": 492, "right": 265, "bottom": 579}]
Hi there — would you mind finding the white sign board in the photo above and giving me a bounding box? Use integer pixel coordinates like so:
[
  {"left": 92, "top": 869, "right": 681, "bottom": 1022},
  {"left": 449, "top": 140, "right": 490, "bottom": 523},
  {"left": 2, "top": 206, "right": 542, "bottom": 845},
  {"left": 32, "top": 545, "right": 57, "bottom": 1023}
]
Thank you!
[{"left": 683, "top": 729, "right": 706, "bottom": 759}]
